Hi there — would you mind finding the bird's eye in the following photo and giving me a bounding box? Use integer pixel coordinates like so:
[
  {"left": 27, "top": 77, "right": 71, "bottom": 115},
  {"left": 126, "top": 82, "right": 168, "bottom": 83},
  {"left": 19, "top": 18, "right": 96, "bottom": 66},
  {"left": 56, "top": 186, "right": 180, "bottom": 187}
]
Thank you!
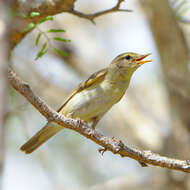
[{"left": 125, "top": 55, "right": 131, "bottom": 60}]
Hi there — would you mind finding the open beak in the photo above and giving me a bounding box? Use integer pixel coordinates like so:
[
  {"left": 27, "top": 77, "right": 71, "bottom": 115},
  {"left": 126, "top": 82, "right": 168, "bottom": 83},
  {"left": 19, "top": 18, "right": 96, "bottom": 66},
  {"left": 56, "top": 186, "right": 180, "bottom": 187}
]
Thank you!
[{"left": 136, "top": 53, "right": 152, "bottom": 65}]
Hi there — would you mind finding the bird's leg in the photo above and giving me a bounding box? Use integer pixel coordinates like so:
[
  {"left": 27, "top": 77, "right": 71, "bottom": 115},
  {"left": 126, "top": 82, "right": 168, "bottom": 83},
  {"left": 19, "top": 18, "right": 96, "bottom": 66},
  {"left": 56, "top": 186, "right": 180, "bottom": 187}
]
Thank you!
[
  {"left": 91, "top": 116, "right": 99, "bottom": 130},
  {"left": 88, "top": 117, "right": 99, "bottom": 137},
  {"left": 92, "top": 117, "right": 107, "bottom": 155}
]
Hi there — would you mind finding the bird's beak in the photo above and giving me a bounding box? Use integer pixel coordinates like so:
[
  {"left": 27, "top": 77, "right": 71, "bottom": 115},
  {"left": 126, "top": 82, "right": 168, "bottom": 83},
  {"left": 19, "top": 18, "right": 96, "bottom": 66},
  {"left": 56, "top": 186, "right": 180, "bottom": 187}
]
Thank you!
[{"left": 136, "top": 53, "right": 152, "bottom": 65}]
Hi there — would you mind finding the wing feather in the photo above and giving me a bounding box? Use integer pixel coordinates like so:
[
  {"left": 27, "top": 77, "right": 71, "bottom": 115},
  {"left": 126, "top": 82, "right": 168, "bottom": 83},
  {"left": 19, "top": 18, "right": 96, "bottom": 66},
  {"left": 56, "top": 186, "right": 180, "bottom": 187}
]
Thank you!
[{"left": 57, "top": 68, "right": 108, "bottom": 112}]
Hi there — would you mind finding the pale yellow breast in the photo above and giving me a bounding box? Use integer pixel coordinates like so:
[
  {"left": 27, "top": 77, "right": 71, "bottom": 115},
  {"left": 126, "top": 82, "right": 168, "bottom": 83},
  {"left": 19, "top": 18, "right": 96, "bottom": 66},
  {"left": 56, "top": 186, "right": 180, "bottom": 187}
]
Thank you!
[{"left": 60, "top": 79, "right": 128, "bottom": 122}]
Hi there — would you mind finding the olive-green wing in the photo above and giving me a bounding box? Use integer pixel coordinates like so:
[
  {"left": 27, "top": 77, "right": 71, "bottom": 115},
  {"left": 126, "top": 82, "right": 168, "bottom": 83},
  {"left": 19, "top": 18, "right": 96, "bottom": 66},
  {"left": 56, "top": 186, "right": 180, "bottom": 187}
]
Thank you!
[{"left": 57, "top": 68, "right": 108, "bottom": 112}]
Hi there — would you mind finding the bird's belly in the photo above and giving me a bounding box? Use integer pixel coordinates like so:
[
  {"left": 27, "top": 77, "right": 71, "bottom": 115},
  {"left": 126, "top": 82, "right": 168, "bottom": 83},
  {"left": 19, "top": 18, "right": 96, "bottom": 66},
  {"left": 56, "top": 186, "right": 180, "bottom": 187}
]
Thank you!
[{"left": 60, "top": 87, "right": 117, "bottom": 121}]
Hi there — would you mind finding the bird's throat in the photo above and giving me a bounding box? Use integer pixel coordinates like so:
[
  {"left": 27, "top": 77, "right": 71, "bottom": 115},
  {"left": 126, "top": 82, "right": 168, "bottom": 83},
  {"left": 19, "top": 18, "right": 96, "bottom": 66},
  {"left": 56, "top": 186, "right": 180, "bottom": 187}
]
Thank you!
[{"left": 106, "top": 66, "right": 137, "bottom": 85}]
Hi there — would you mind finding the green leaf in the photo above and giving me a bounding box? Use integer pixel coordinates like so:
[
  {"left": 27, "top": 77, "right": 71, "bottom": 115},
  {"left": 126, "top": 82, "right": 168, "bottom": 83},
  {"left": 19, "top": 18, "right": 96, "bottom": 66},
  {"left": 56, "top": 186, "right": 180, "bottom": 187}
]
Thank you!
[
  {"left": 53, "top": 37, "right": 71, "bottom": 42},
  {"left": 54, "top": 48, "right": 68, "bottom": 56},
  {"left": 35, "top": 49, "right": 48, "bottom": 60},
  {"left": 30, "top": 12, "right": 40, "bottom": 18},
  {"left": 35, "top": 32, "right": 43, "bottom": 46},
  {"left": 48, "top": 29, "right": 66, "bottom": 33},
  {"left": 38, "top": 16, "right": 54, "bottom": 24},
  {"left": 41, "top": 42, "right": 47, "bottom": 52},
  {"left": 22, "top": 22, "right": 35, "bottom": 33},
  {"left": 35, "top": 42, "right": 48, "bottom": 60}
]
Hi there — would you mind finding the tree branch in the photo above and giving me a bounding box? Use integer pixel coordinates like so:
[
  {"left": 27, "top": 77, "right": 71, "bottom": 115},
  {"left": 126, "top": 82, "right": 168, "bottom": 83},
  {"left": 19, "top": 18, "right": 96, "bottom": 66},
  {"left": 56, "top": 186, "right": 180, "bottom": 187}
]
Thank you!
[
  {"left": 7, "top": 68, "right": 190, "bottom": 173},
  {"left": 11, "top": 0, "right": 131, "bottom": 49},
  {"left": 69, "top": 0, "right": 132, "bottom": 23}
]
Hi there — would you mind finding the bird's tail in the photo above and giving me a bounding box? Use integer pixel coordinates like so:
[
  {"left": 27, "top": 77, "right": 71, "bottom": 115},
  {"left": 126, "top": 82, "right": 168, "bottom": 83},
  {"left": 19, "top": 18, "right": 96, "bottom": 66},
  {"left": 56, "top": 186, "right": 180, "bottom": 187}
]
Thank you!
[{"left": 20, "top": 122, "right": 63, "bottom": 154}]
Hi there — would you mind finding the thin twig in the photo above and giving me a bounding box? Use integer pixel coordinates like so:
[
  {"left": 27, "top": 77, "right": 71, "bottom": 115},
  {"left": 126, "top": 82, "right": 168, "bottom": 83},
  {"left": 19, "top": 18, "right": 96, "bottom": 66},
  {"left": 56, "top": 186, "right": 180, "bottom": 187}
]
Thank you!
[
  {"left": 11, "top": 0, "right": 132, "bottom": 48},
  {"left": 7, "top": 68, "right": 190, "bottom": 173},
  {"left": 69, "top": 0, "right": 132, "bottom": 23}
]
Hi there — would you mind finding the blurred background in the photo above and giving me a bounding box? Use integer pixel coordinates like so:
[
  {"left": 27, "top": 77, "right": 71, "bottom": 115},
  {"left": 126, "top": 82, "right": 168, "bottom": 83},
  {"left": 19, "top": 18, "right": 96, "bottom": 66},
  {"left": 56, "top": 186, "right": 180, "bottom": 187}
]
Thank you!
[{"left": 2, "top": 0, "right": 190, "bottom": 189}]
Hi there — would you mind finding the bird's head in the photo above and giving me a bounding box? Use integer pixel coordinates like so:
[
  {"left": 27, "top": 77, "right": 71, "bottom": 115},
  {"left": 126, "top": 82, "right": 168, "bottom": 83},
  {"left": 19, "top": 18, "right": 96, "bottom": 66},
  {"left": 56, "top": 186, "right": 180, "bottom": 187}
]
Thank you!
[{"left": 111, "top": 52, "right": 151, "bottom": 69}]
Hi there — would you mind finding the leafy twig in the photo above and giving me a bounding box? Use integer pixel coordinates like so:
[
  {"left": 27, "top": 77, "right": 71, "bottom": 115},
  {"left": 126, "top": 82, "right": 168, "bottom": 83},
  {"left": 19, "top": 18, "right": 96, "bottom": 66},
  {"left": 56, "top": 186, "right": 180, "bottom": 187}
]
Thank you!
[{"left": 11, "top": 0, "right": 132, "bottom": 49}]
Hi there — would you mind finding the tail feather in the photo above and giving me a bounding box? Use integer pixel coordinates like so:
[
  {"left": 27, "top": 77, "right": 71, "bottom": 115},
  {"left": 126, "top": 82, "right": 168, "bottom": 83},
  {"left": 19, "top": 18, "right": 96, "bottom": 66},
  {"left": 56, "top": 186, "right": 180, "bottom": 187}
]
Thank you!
[{"left": 20, "top": 122, "right": 62, "bottom": 154}]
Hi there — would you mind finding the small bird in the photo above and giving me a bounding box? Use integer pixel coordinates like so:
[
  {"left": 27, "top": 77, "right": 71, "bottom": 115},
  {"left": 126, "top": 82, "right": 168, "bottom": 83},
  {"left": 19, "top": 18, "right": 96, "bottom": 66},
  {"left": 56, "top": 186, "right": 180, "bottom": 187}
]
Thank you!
[{"left": 20, "top": 52, "right": 151, "bottom": 154}]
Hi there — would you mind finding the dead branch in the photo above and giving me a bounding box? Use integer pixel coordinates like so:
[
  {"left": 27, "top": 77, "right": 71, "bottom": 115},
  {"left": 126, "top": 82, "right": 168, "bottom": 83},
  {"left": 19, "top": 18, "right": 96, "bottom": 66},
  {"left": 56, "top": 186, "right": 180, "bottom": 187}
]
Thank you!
[{"left": 7, "top": 67, "right": 190, "bottom": 173}]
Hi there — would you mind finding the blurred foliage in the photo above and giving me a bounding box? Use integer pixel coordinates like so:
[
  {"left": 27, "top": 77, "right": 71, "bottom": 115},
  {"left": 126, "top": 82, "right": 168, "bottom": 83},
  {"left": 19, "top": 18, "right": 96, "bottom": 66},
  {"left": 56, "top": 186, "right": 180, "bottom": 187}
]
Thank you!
[{"left": 171, "top": 0, "right": 190, "bottom": 18}]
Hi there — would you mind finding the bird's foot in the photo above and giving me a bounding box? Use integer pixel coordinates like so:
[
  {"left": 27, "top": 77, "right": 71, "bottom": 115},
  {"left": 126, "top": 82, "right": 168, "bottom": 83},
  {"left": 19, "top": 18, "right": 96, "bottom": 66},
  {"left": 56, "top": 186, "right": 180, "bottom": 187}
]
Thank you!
[
  {"left": 76, "top": 118, "right": 87, "bottom": 128},
  {"left": 111, "top": 136, "right": 121, "bottom": 144},
  {"left": 98, "top": 147, "right": 107, "bottom": 155},
  {"left": 76, "top": 118, "right": 82, "bottom": 127},
  {"left": 88, "top": 129, "right": 95, "bottom": 137}
]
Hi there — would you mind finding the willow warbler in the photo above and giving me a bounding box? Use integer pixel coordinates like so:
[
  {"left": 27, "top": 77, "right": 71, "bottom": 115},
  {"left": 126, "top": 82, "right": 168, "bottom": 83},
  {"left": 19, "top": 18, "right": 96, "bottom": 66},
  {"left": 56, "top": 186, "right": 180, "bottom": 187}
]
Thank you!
[{"left": 20, "top": 52, "right": 151, "bottom": 154}]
